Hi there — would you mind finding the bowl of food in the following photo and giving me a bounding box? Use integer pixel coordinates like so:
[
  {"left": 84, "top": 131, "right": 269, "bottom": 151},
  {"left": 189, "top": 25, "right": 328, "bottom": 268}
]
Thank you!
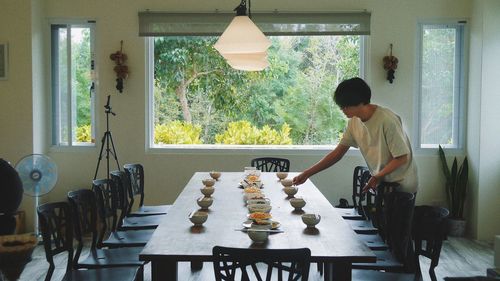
[
  {"left": 189, "top": 211, "right": 208, "bottom": 226},
  {"left": 276, "top": 172, "right": 288, "bottom": 180},
  {"left": 250, "top": 219, "right": 272, "bottom": 230},
  {"left": 200, "top": 186, "right": 215, "bottom": 197},
  {"left": 248, "top": 211, "right": 272, "bottom": 221},
  {"left": 197, "top": 196, "right": 213, "bottom": 210},
  {"left": 244, "top": 192, "right": 266, "bottom": 201},
  {"left": 202, "top": 178, "right": 216, "bottom": 187},
  {"left": 243, "top": 187, "right": 261, "bottom": 194},
  {"left": 248, "top": 204, "right": 272, "bottom": 213},
  {"left": 246, "top": 198, "right": 271, "bottom": 206},
  {"left": 301, "top": 213, "right": 321, "bottom": 228},
  {"left": 283, "top": 186, "right": 298, "bottom": 197},
  {"left": 209, "top": 171, "right": 221, "bottom": 180},
  {"left": 290, "top": 197, "right": 306, "bottom": 211},
  {"left": 247, "top": 229, "right": 269, "bottom": 243},
  {"left": 280, "top": 178, "right": 293, "bottom": 187}
]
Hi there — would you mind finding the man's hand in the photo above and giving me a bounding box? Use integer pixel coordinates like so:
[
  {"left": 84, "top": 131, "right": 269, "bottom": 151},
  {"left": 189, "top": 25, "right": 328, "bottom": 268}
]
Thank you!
[
  {"left": 362, "top": 175, "right": 380, "bottom": 193},
  {"left": 292, "top": 172, "right": 309, "bottom": 186}
]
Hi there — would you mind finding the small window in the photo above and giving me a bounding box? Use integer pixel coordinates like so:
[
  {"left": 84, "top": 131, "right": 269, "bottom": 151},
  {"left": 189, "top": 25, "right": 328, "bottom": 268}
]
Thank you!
[
  {"left": 417, "top": 22, "right": 466, "bottom": 149},
  {"left": 51, "top": 22, "right": 96, "bottom": 147}
]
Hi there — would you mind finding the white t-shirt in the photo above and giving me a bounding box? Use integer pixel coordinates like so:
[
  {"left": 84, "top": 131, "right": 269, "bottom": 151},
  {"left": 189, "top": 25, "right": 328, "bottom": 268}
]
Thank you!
[{"left": 339, "top": 106, "right": 418, "bottom": 193}]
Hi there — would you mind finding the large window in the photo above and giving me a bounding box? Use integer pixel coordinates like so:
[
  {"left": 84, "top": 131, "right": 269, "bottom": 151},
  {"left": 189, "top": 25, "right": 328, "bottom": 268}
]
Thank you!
[
  {"left": 51, "top": 22, "right": 96, "bottom": 147},
  {"left": 142, "top": 12, "right": 369, "bottom": 148},
  {"left": 417, "top": 22, "right": 466, "bottom": 149}
]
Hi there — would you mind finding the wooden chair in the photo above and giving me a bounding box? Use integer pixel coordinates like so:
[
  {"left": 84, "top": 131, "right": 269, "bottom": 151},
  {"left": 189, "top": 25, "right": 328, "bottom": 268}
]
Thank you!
[
  {"left": 92, "top": 179, "right": 154, "bottom": 248},
  {"left": 67, "top": 189, "right": 145, "bottom": 275},
  {"left": 212, "top": 246, "right": 310, "bottom": 281},
  {"left": 250, "top": 157, "right": 290, "bottom": 172},
  {"left": 37, "top": 201, "right": 140, "bottom": 281},
  {"left": 123, "top": 163, "right": 171, "bottom": 216}
]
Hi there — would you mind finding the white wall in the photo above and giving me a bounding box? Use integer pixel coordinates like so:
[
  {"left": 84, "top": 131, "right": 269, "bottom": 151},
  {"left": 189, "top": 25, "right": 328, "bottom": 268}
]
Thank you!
[{"left": 2, "top": 0, "right": 498, "bottom": 241}]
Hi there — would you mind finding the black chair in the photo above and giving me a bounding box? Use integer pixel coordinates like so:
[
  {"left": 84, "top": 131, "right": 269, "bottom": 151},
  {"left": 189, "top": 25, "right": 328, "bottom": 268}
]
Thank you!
[
  {"left": 444, "top": 278, "right": 500, "bottom": 281},
  {"left": 67, "top": 189, "right": 145, "bottom": 275},
  {"left": 212, "top": 246, "right": 310, "bottom": 281},
  {"left": 92, "top": 179, "right": 154, "bottom": 248},
  {"left": 37, "top": 201, "right": 140, "bottom": 281},
  {"left": 334, "top": 166, "right": 373, "bottom": 220},
  {"left": 250, "top": 157, "right": 290, "bottom": 172},
  {"left": 110, "top": 171, "right": 165, "bottom": 229},
  {"left": 123, "top": 163, "right": 171, "bottom": 216}
]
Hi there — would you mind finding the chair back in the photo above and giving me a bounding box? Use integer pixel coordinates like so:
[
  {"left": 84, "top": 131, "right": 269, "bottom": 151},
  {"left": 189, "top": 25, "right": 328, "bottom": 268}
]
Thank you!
[
  {"left": 352, "top": 166, "right": 375, "bottom": 218},
  {"left": 67, "top": 189, "right": 99, "bottom": 264},
  {"left": 412, "top": 205, "right": 449, "bottom": 281},
  {"left": 110, "top": 170, "right": 133, "bottom": 218},
  {"left": 93, "top": 178, "right": 121, "bottom": 242},
  {"left": 123, "top": 163, "right": 145, "bottom": 208},
  {"left": 250, "top": 157, "right": 290, "bottom": 172},
  {"left": 37, "top": 201, "right": 74, "bottom": 281},
  {"left": 212, "top": 246, "right": 311, "bottom": 281}
]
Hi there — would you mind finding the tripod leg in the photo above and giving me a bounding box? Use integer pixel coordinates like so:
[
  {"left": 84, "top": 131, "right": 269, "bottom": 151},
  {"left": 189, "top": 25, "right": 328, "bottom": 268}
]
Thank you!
[
  {"left": 94, "top": 133, "right": 108, "bottom": 179},
  {"left": 107, "top": 131, "right": 121, "bottom": 170}
]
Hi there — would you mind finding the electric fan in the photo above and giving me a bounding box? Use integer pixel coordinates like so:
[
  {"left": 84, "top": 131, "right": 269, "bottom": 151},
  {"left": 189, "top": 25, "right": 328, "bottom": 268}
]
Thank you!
[{"left": 15, "top": 154, "right": 58, "bottom": 235}]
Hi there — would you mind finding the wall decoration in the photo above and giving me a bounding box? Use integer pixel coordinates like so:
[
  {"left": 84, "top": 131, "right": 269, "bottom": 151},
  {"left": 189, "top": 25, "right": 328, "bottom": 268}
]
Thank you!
[
  {"left": 383, "top": 44, "right": 398, "bottom": 83},
  {"left": 110, "top": 40, "right": 128, "bottom": 93},
  {"left": 0, "top": 43, "right": 8, "bottom": 80}
]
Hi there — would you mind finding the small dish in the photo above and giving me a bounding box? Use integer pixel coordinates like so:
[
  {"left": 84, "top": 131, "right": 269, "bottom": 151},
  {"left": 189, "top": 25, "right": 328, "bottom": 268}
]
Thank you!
[
  {"left": 189, "top": 211, "right": 208, "bottom": 226},
  {"left": 276, "top": 171, "right": 288, "bottom": 180},
  {"left": 280, "top": 178, "right": 293, "bottom": 187},
  {"left": 244, "top": 193, "right": 266, "bottom": 201},
  {"left": 301, "top": 213, "right": 321, "bottom": 228},
  {"left": 209, "top": 171, "right": 221, "bottom": 180},
  {"left": 290, "top": 197, "right": 306, "bottom": 211},
  {"left": 283, "top": 186, "right": 298, "bottom": 197},
  {"left": 197, "top": 196, "right": 213, "bottom": 210},
  {"left": 200, "top": 186, "right": 215, "bottom": 197},
  {"left": 247, "top": 229, "right": 269, "bottom": 243},
  {"left": 248, "top": 204, "right": 272, "bottom": 213},
  {"left": 243, "top": 220, "right": 280, "bottom": 230},
  {"left": 246, "top": 198, "right": 271, "bottom": 206},
  {"left": 202, "top": 178, "right": 216, "bottom": 187}
]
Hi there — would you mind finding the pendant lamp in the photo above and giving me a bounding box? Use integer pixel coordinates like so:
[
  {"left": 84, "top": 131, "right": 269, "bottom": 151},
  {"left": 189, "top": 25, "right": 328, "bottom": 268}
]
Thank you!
[{"left": 214, "top": 0, "right": 271, "bottom": 71}]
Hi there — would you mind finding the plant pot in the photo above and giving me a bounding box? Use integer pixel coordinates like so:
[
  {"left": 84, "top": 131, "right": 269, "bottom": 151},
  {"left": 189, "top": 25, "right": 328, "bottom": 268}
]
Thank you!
[{"left": 447, "top": 218, "right": 466, "bottom": 237}]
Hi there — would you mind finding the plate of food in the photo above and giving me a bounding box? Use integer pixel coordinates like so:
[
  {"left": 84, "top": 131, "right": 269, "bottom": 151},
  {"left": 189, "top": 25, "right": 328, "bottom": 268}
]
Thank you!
[
  {"left": 247, "top": 211, "right": 272, "bottom": 221},
  {"left": 239, "top": 179, "right": 263, "bottom": 189},
  {"left": 242, "top": 219, "right": 281, "bottom": 230}
]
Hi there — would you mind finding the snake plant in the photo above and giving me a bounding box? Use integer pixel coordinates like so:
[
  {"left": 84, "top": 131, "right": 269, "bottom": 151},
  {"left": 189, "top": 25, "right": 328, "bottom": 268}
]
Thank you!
[{"left": 438, "top": 145, "right": 469, "bottom": 219}]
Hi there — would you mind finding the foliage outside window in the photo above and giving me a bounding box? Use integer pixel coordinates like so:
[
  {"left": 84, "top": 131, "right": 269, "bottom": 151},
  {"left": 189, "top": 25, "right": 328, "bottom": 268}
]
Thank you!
[
  {"left": 51, "top": 22, "right": 96, "bottom": 146},
  {"left": 151, "top": 35, "right": 362, "bottom": 146},
  {"left": 417, "top": 23, "right": 466, "bottom": 149}
]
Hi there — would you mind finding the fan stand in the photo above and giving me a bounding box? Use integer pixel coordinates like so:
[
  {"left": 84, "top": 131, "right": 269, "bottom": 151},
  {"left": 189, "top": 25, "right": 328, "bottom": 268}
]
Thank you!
[{"left": 31, "top": 171, "right": 42, "bottom": 238}]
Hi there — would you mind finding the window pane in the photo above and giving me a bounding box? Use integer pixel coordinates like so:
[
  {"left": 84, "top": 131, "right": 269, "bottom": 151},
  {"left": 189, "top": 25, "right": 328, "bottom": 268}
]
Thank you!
[
  {"left": 58, "top": 28, "right": 69, "bottom": 146},
  {"left": 152, "top": 35, "right": 361, "bottom": 146},
  {"left": 420, "top": 25, "right": 458, "bottom": 146}
]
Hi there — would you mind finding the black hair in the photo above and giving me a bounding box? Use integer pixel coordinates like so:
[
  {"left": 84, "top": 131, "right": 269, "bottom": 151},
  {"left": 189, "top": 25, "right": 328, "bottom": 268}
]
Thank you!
[{"left": 333, "top": 77, "right": 371, "bottom": 108}]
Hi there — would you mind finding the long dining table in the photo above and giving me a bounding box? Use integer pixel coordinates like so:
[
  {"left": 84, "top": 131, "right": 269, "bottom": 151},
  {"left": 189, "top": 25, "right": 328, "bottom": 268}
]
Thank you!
[{"left": 139, "top": 172, "right": 376, "bottom": 281}]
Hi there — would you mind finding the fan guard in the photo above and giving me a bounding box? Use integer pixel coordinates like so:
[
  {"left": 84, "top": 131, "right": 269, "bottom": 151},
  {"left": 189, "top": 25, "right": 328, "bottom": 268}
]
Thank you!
[{"left": 15, "top": 154, "right": 57, "bottom": 197}]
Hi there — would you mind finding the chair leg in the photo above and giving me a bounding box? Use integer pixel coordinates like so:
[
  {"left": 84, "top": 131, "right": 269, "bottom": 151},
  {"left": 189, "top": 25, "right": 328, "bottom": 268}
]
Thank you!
[{"left": 135, "top": 265, "right": 144, "bottom": 281}]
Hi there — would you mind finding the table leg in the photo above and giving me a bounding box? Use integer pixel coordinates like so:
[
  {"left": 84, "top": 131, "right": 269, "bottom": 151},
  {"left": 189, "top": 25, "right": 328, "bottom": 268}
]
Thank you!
[
  {"left": 151, "top": 260, "right": 177, "bottom": 281},
  {"left": 324, "top": 262, "right": 352, "bottom": 281}
]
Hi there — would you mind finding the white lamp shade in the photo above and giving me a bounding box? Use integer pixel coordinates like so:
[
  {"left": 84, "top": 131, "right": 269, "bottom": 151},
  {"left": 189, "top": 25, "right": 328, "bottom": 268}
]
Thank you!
[
  {"left": 223, "top": 52, "right": 267, "bottom": 62},
  {"left": 214, "top": 16, "right": 271, "bottom": 55},
  {"left": 227, "top": 58, "right": 270, "bottom": 71}
]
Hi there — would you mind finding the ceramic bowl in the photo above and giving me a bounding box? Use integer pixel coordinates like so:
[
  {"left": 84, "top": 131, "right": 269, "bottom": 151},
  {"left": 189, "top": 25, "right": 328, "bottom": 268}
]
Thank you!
[
  {"left": 209, "top": 171, "right": 221, "bottom": 180},
  {"left": 189, "top": 211, "right": 208, "bottom": 226},
  {"left": 202, "top": 178, "right": 216, "bottom": 187},
  {"left": 283, "top": 186, "right": 298, "bottom": 197},
  {"left": 247, "top": 229, "right": 269, "bottom": 243},
  {"left": 276, "top": 172, "right": 288, "bottom": 180},
  {"left": 246, "top": 198, "right": 271, "bottom": 206},
  {"left": 280, "top": 178, "right": 294, "bottom": 187},
  {"left": 301, "top": 213, "right": 321, "bottom": 228},
  {"left": 197, "top": 196, "right": 213, "bottom": 210},
  {"left": 290, "top": 197, "right": 306, "bottom": 210},
  {"left": 248, "top": 204, "right": 272, "bottom": 213},
  {"left": 244, "top": 193, "right": 266, "bottom": 201},
  {"left": 200, "top": 186, "right": 215, "bottom": 197},
  {"left": 250, "top": 219, "right": 272, "bottom": 230}
]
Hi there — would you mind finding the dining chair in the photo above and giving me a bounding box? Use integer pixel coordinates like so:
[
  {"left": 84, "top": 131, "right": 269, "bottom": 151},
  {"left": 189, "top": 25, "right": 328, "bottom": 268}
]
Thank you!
[
  {"left": 37, "top": 201, "right": 140, "bottom": 281},
  {"left": 123, "top": 163, "right": 171, "bottom": 216},
  {"left": 212, "top": 246, "right": 311, "bottom": 281},
  {"left": 110, "top": 171, "right": 165, "bottom": 228},
  {"left": 250, "top": 157, "right": 290, "bottom": 172},
  {"left": 67, "top": 188, "right": 145, "bottom": 277},
  {"left": 92, "top": 179, "right": 154, "bottom": 248},
  {"left": 334, "top": 166, "right": 371, "bottom": 220}
]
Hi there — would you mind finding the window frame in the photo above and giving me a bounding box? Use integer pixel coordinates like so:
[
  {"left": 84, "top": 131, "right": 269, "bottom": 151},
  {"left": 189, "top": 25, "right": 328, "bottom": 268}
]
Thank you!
[
  {"left": 414, "top": 20, "right": 468, "bottom": 153},
  {"left": 50, "top": 20, "right": 97, "bottom": 148}
]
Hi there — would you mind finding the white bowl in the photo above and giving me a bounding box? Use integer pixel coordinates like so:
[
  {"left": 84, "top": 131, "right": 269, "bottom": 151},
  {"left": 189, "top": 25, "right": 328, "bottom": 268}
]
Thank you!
[
  {"left": 200, "top": 186, "right": 215, "bottom": 197},
  {"left": 244, "top": 193, "right": 266, "bottom": 201},
  {"left": 283, "top": 186, "right": 298, "bottom": 197},
  {"left": 247, "top": 229, "right": 269, "bottom": 243},
  {"left": 290, "top": 197, "right": 306, "bottom": 210},
  {"left": 197, "top": 196, "right": 213, "bottom": 209},
  {"left": 250, "top": 219, "right": 272, "bottom": 230},
  {"left": 301, "top": 213, "right": 321, "bottom": 228},
  {"left": 276, "top": 172, "right": 289, "bottom": 180},
  {"left": 189, "top": 211, "right": 208, "bottom": 226},
  {"left": 202, "top": 178, "right": 216, "bottom": 187},
  {"left": 209, "top": 171, "right": 221, "bottom": 180},
  {"left": 280, "top": 178, "right": 294, "bottom": 187},
  {"left": 246, "top": 198, "right": 271, "bottom": 206},
  {"left": 248, "top": 204, "right": 272, "bottom": 213}
]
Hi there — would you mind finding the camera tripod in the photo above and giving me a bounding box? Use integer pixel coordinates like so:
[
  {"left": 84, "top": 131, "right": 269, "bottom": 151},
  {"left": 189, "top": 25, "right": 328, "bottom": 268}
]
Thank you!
[{"left": 94, "top": 95, "right": 120, "bottom": 180}]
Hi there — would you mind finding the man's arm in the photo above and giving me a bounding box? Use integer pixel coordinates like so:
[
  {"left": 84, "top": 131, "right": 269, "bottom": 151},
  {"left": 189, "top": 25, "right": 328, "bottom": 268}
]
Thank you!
[
  {"left": 362, "top": 154, "right": 408, "bottom": 193},
  {"left": 293, "top": 144, "right": 350, "bottom": 185}
]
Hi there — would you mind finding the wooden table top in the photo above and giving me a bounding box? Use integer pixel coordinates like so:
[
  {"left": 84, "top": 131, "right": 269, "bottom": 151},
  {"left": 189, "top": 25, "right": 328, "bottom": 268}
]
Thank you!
[{"left": 140, "top": 172, "right": 375, "bottom": 263}]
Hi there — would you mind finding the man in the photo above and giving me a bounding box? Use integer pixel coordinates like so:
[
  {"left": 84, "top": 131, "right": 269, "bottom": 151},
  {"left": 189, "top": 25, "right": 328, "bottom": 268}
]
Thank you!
[{"left": 293, "top": 77, "right": 418, "bottom": 194}]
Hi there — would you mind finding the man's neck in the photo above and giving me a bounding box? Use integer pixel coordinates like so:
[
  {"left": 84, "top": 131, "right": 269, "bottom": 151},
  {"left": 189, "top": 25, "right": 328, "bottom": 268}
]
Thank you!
[{"left": 358, "top": 104, "right": 377, "bottom": 122}]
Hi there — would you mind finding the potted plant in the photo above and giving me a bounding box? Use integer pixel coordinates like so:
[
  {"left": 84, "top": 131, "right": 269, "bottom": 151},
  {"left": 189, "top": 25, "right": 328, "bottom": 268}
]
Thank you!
[{"left": 438, "top": 145, "right": 469, "bottom": 236}]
